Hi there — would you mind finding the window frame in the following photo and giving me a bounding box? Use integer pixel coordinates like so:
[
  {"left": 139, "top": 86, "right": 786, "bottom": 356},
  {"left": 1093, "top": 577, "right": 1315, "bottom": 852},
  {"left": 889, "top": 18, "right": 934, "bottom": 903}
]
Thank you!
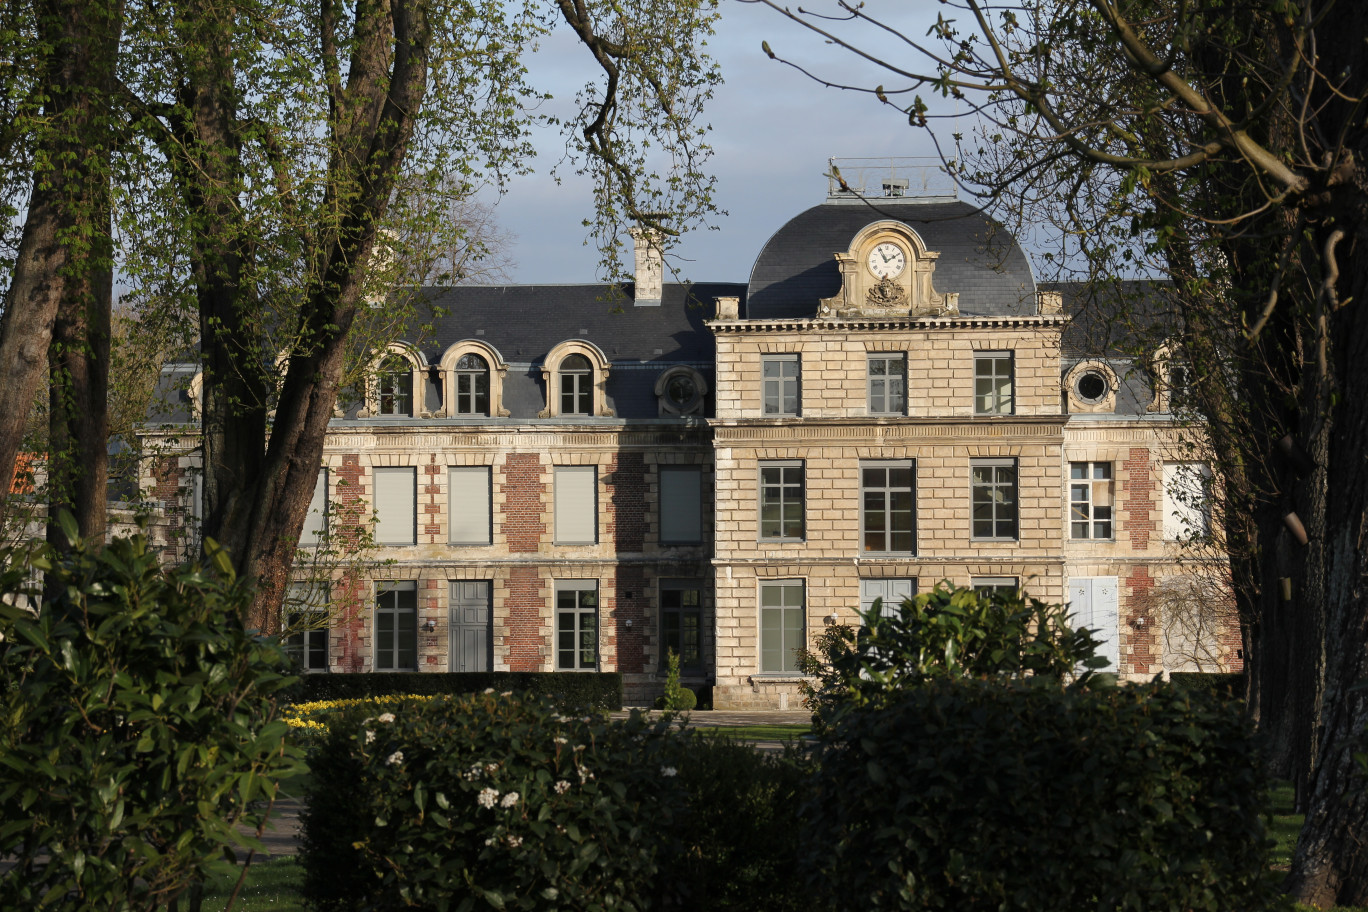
[
  {"left": 759, "top": 579, "right": 805, "bottom": 674},
  {"left": 376, "top": 353, "right": 415, "bottom": 416},
  {"left": 285, "top": 584, "right": 330, "bottom": 672},
  {"left": 758, "top": 460, "right": 805, "bottom": 542},
  {"left": 374, "top": 581, "right": 418, "bottom": 671},
  {"left": 1069, "top": 461, "right": 1114, "bottom": 540},
  {"left": 658, "top": 465, "right": 704, "bottom": 544},
  {"left": 373, "top": 466, "right": 417, "bottom": 546},
  {"left": 448, "top": 465, "right": 492, "bottom": 546},
  {"left": 867, "top": 353, "right": 908, "bottom": 416},
  {"left": 860, "top": 460, "right": 917, "bottom": 554},
  {"left": 554, "top": 465, "right": 598, "bottom": 545},
  {"left": 973, "top": 351, "right": 1015, "bottom": 416},
  {"left": 971, "top": 458, "right": 1019, "bottom": 541},
  {"left": 452, "top": 352, "right": 491, "bottom": 416},
  {"left": 559, "top": 353, "right": 594, "bottom": 416},
  {"left": 555, "top": 580, "right": 599, "bottom": 671},
  {"left": 972, "top": 577, "right": 1020, "bottom": 600},
  {"left": 659, "top": 580, "right": 704, "bottom": 672},
  {"left": 761, "top": 353, "right": 800, "bottom": 417}
]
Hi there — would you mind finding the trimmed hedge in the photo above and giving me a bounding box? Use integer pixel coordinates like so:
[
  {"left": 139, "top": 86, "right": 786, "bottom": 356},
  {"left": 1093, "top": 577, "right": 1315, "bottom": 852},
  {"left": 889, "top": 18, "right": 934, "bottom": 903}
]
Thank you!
[
  {"left": 805, "top": 678, "right": 1278, "bottom": 912},
  {"left": 284, "top": 671, "right": 622, "bottom": 711},
  {"left": 1168, "top": 671, "right": 1244, "bottom": 700}
]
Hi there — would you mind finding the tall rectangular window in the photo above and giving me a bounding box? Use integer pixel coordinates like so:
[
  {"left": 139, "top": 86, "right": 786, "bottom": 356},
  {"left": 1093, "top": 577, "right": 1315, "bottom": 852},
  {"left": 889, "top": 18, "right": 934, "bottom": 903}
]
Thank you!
[
  {"left": 660, "top": 581, "right": 703, "bottom": 671},
  {"left": 861, "top": 461, "right": 916, "bottom": 553},
  {"left": 1163, "top": 462, "right": 1212, "bottom": 540},
  {"left": 449, "top": 466, "right": 492, "bottom": 545},
  {"left": 759, "top": 461, "right": 804, "bottom": 541},
  {"left": 556, "top": 580, "right": 598, "bottom": 670},
  {"left": 375, "top": 581, "right": 417, "bottom": 671},
  {"left": 659, "top": 466, "right": 703, "bottom": 543},
  {"left": 974, "top": 352, "right": 1014, "bottom": 415},
  {"left": 1070, "top": 462, "right": 1114, "bottom": 539},
  {"left": 760, "top": 580, "right": 804, "bottom": 673},
  {"left": 867, "top": 354, "right": 907, "bottom": 415},
  {"left": 762, "top": 354, "right": 800, "bottom": 416},
  {"left": 299, "top": 469, "right": 328, "bottom": 547},
  {"left": 971, "top": 458, "right": 1018, "bottom": 540},
  {"left": 860, "top": 578, "right": 916, "bottom": 617},
  {"left": 373, "top": 467, "right": 416, "bottom": 546},
  {"left": 285, "top": 584, "right": 330, "bottom": 672},
  {"left": 554, "top": 466, "right": 597, "bottom": 544}
]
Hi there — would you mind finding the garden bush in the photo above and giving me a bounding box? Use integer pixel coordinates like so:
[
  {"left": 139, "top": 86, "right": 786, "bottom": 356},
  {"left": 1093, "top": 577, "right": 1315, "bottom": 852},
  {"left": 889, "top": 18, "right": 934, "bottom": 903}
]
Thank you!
[
  {"left": 804, "top": 677, "right": 1279, "bottom": 912},
  {"left": 654, "top": 649, "right": 697, "bottom": 711},
  {"left": 1168, "top": 671, "right": 1244, "bottom": 700},
  {"left": 300, "top": 692, "right": 687, "bottom": 911},
  {"left": 284, "top": 669, "right": 622, "bottom": 710},
  {"left": 0, "top": 526, "right": 303, "bottom": 910}
]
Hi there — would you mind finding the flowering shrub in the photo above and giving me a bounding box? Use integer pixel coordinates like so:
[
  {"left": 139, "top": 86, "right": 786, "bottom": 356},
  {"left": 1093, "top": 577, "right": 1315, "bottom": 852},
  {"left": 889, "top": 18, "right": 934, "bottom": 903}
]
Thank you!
[
  {"left": 300, "top": 692, "right": 690, "bottom": 911},
  {"left": 282, "top": 694, "right": 436, "bottom": 748}
]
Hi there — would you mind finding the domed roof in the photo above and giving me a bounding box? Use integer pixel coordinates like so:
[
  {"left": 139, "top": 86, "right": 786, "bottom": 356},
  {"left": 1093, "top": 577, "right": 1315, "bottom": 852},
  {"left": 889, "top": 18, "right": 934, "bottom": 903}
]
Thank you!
[{"left": 745, "top": 198, "right": 1038, "bottom": 319}]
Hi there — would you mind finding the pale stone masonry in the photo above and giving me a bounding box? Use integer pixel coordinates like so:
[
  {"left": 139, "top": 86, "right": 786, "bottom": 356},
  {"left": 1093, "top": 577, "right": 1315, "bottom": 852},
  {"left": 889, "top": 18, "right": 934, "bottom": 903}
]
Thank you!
[{"left": 140, "top": 176, "right": 1238, "bottom": 709}]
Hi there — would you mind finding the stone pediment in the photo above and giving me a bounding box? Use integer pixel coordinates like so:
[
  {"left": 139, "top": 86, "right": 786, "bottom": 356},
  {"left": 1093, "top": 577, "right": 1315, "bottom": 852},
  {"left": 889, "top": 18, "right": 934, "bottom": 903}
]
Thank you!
[{"left": 817, "top": 220, "right": 960, "bottom": 319}]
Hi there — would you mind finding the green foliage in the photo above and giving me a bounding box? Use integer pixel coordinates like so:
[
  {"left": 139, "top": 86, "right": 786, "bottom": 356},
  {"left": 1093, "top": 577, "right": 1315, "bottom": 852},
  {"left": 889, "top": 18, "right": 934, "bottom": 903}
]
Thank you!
[
  {"left": 655, "top": 648, "right": 697, "bottom": 711},
  {"left": 284, "top": 669, "right": 622, "bottom": 711},
  {"left": 1169, "top": 671, "right": 1245, "bottom": 700},
  {"left": 799, "top": 583, "right": 1104, "bottom": 731},
  {"left": 300, "top": 693, "right": 686, "bottom": 911},
  {"left": 0, "top": 529, "right": 304, "bottom": 910},
  {"left": 804, "top": 678, "right": 1280, "bottom": 912}
]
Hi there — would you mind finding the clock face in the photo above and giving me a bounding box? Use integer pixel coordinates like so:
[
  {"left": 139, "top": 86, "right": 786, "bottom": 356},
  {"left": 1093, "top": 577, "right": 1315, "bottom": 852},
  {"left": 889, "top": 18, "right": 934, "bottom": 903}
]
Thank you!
[{"left": 867, "top": 242, "right": 907, "bottom": 279}]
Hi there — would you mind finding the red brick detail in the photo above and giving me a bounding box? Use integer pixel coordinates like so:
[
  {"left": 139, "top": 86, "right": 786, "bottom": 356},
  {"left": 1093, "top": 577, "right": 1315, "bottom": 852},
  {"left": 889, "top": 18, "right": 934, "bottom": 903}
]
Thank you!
[
  {"left": 334, "top": 454, "right": 368, "bottom": 549},
  {"left": 1122, "top": 447, "right": 1156, "bottom": 551},
  {"left": 422, "top": 577, "right": 443, "bottom": 666},
  {"left": 605, "top": 453, "right": 647, "bottom": 552},
  {"left": 1123, "top": 565, "right": 1159, "bottom": 675},
  {"left": 502, "top": 454, "right": 546, "bottom": 553},
  {"left": 611, "top": 566, "right": 647, "bottom": 674},
  {"left": 422, "top": 461, "right": 443, "bottom": 541},
  {"left": 505, "top": 567, "right": 547, "bottom": 671},
  {"left": 333, "top": 574, "right": 369, "bottom": 673}
]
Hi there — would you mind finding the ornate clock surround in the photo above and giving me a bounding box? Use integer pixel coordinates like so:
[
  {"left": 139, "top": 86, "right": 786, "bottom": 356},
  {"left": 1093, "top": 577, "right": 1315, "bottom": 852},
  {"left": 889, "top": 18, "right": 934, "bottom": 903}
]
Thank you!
[{"left": 818, "top": 220, "right": 959, "bottom": 319}]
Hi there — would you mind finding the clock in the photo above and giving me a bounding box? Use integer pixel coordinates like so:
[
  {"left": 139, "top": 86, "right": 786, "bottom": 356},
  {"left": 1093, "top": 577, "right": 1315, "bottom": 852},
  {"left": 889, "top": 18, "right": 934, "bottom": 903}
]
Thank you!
[{"left": 867, "top": 241, "right": 907, "bottom": 279}]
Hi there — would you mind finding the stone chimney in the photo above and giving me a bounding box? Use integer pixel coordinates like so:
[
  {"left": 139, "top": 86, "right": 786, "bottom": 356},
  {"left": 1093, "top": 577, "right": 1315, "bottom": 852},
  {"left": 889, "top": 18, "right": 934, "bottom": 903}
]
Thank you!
[
  {"left": 714, "top": 296, "right": 740, "bottom": 320},
  {"left": 630, "top": 224, "right": 663, "bottom": 305},
  {"left": 1037, "top": 290, "right": 1063, "bottom": 315}
]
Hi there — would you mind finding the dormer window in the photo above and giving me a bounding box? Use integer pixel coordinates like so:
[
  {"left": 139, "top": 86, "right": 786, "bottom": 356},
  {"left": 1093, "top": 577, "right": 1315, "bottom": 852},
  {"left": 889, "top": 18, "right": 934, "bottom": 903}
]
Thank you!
[
  {"left": 560, "top": 354, "right": 593, "bottom": 416},
  {"left": 377, "top": 355, "right": 414, "bottom": 416},
  {"left": 453, "top": 353, "right": 490, "bottom": 416}
]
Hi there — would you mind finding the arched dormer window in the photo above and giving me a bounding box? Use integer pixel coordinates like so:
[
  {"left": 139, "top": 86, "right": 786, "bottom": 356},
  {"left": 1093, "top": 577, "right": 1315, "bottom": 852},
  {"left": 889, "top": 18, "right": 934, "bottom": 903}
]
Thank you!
[
  {"left": 539, "top": 341, "right": 613, "bottom": 418},
  {"left": 377, "top": 355, "right": 414, "bottom": 416},
  {"left": 1148, "top": 343, "right": 1190, "bottom": 414},
  {"left": 438, "top": 340, "right": 509, "bottom": 418}
]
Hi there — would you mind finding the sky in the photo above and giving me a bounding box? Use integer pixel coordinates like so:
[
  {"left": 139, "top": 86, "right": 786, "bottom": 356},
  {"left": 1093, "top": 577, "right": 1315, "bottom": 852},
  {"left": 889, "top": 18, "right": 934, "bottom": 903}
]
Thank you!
[{"left": 482, "top": 2, "right": 958, "bottom": 285}]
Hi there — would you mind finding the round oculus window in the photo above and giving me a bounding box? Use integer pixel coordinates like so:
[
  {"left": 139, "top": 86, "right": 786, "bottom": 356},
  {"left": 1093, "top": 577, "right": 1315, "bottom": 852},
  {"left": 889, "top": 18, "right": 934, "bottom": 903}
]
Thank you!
[
  {"left": 1076, "top": 370, "right": 1108, "bottom": 402},
  {"left": 664, "top": 373, "right": 700, "bottom": 411}
]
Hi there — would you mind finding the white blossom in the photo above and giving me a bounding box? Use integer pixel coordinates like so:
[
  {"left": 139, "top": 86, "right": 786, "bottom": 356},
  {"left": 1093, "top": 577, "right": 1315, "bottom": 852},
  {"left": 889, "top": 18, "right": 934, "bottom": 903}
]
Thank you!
[
  {"left": 541, "top": 888, "right": 559, "bottom": 900},
  {"left": 385, "top": 750, "right": 404, "bottom": 766},
  {"left": 464, "top": 763, "right": 484, "bottom": 781},
  {"left": 377, "top": 713, "right": 395, "bottom": 724},
  {"left": 364, "top": 730, "right": 376, "bottom": 744},
  {"left": 553, "top": 736, "right": 568, "bottom": 745},
  {"left": 477, "top": 788, "right": 499, "bottom": 809},
  {"left": 500, "top": 691, "right": 513, "bottom": 697},
  {"left": 500, "top": 791, "right": 520, "bottom": 808},
  {"left": 554, "top": 780, "right": 571, "bottom": 794},
  {"left": 660, "top": 766, "right": 678, "bottom": 778},
  {"left": 485, "top": 762, "right": 499, "bottom": 774},
  {"left": 506, "top": 835, "right": 523, "bottom": 847},
  {"left": 483, "top": 688, "right": 495, "bottom": 695}
]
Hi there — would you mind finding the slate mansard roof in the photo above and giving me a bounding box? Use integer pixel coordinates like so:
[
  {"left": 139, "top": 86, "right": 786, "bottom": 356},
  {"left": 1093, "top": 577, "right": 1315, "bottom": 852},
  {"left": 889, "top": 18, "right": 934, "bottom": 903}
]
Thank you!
[{"left": 745, "top": 198, "right": 1039, "bottom": 319}]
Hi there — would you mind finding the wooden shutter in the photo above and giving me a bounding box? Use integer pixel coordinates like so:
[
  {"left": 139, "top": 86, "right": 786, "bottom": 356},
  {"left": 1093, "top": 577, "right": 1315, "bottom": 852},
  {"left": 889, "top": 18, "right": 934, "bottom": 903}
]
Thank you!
[
  {"left": 300, "top": 469, "right": 327, "bottom": 546},
  {"left": 659, "top": 466, "right": 702, "bottom": 543},
  {"left": 374, "top": 467, "right": 416, "bottom": 545},
  {"left": 554, "top": 466, "right": 596, "bottom": 543},
  {"left": 1069, "top": 577, "right": 1119, "bottom": 672},
  {"left": 860, "top": 578, "right": 916, "bottom": 617},
  {"left": 449, "top": 467, "right": 491, "bottom": 545}
]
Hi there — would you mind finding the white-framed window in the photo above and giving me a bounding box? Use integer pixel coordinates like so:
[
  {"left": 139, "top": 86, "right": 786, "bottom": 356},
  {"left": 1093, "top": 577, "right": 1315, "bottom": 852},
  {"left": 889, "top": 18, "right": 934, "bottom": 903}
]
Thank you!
[
  {"left": 554, "top": 466, "right": 597, "bottom": 544},
  {"left": 556, "top": 580, "right": 598, "bottom": 671},
  {"left": 377, "top": 354, "right": 414, "bottom": 416},
  {"left": 1069, "top": 577, "right": 1119, "bottom": 672},
  {"left": 1163, "top": 462, "right": 1212, "bottom": 540},
  {"left": 299, "top": 468, "right": 328, "bottom": 547},
  {"left": 860, "top": 578, "right": 916, "bottom": 617},
  {"left": 759, "top": 461, "right": 804, "bottom": 541},
  {"left": 453, "top": 353, "right": 490, "bottom": 416},
  {"left": 659, "top": 465, "right": 703, "bottom": 544},
  {"left": 540, "top": 342, "right": 612, "bottom": 418},
  {"left": 971, "top": 458, "right": 1018, "bottom": 540},
  {"left": 974, "top": 351, "right": 1014, "bottom": 415},
  {"left": 559, "top": 354, "right": 594, "bottom": 416},
  {"left": 861, "top": 461, "right": 915, "bottom": 554},
  {"left": 285, "top": 584, "right": 330, "bottom": 672},
  {"left": 760, "top": 580, "right": 804, "bottom": 673},
  {"left": 762, "top": 354, "right": 800, "bottom": 416},
  {"left": 449, "top": 466, "right": 491, "bottom": 545},
  {"left": 373, "top": 467, "right": 416, "bottom": 546},
  {"left": 1069, "top": 462, "right": 1114, "bottom": 539},
  {"left": 972, "top": 577, "right": 1020, "bottom": 599},
  {"left": 375, "top": 581, "right": 418, "bottom": 671},
  {"left": 867, "top": 354, "right": 907, "bottom": 415},
  {"left": 660, "top": 580, "right": 704, "bottom": 671}
]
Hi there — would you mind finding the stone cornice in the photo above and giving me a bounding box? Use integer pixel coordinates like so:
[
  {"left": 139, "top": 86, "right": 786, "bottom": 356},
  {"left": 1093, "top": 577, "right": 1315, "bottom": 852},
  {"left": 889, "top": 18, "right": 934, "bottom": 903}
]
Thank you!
[
  {"left": 707, "top": 314, "right": 1071, "bottom": 334},
  {"left": 709, "top": 417, "right": 1066, "bottom": 445}
]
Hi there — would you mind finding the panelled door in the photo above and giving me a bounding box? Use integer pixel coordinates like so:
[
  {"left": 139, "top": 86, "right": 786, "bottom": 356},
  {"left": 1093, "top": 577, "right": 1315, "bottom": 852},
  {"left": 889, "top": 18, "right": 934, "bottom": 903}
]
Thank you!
[
  {"left": 1068, "top": 576, "right": 1120, "bottom": 672},
  {"left": 450, "top": 581, "right": 492, "bottom": 673}
]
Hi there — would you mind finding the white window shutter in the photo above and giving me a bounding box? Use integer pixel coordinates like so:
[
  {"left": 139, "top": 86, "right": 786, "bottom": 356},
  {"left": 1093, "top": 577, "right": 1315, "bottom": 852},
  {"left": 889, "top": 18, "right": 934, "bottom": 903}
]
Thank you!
[
  {"left": 555, "top": 466, "right": 597, "bottom": 544},
  {"left": 449, "top": 466, "right": 491, "bottom": 545},
  {"left": 374, "top": 467, "right": 416, "bottom": 545},
  {"left": 1164, "top": 462, "right": 1211, "bottom": 540},
  {"left": 1070, "top": 577, "right": 1119, "bottom": 672},
  {"left": 660, "top": 467, "right": 702, "bottom": 542},
  {"left": 300, "top": 469, "right": 328, "bottom": 546}
]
